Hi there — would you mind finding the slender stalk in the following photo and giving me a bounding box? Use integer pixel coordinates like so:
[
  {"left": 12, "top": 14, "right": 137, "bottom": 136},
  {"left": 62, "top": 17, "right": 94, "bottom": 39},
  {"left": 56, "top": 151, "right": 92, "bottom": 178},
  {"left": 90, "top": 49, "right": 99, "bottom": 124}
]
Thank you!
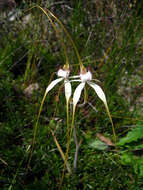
[
  {"left": 105, "top": 103, "right": 117, "bottom": 143},
  {"left": 64, "top": 99, "right": 70, "bottom": 170},
  {"left": 50, "top": 129, "right": 71, "bottom": 173},
  {"left": 46, "top": 8, "right": 84, "bottom": 69},
  {"left": 84, "top": 86, "right": 87, "bottom": 103},
  {"left": 66, "top": 99, "right": 69, "bottom": 130},
  {"left": 27, "top": 91, "right": 47, "bottom": 169},
  {"left": 25, "top": 5, "right": 84, "bottom": 69},
  {"left": 53, "top": 84, "right": 63, "bottom": 118},
  {"left": 65, "top": 99, "right": 71, "bottom": 145},
  {"left": 59, "top": 105, "right": 76, "bottom": 189},
  {"left": 25, "top": 5, "right": 69, "bottom": 67}
]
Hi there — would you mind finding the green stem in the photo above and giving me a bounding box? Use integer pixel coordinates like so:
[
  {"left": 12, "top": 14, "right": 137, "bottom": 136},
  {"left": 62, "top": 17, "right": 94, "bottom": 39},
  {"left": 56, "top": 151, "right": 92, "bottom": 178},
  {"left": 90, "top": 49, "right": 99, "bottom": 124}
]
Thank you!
[
  {"left": 66, "top": 99, "right": 69, "bottom": 129},
  {"left": 51, "top": 129, "right": 71, "bottom": 173},
  {"left": 26, "top": 5, "right": 83, "bottom": 69},
  {"left": 25, "top": 5, "right": 69, "bottom": 67},
  {"left": 47, "top": 8, "right": 83, "bottom": 69},
  {"left": 105, "top": 103, "right": 117, "bottom": 143},
  {"left": 27, "top": 91, "right": 47, "bottom": 169},
  {"left": 59, "top": 105, "right": 76, "bottom": 189}
]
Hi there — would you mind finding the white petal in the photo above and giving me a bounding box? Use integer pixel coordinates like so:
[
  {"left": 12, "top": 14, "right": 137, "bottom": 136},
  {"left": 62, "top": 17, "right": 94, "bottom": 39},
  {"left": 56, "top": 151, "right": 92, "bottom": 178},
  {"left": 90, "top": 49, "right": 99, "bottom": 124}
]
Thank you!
[
  {"left": 88, "top": 82, "right": 116, "bottom": 141},
  {"left": 88, "top": 81, "right": 107, "bottom": 105},
  {"left": 57, "top": 69, "right": 69, "bottom": 78},
  {"left": 80, "top": 71, "right": 92, "bottom": 82},
  {"left": 46, "top": 78, "right": 63, "bottom": 94},
  {"left": 73, "top": 82, "right": 85, "bottom": 107},
  {"left": 64, "top": 79, "right": 72, "bottom": 102}
]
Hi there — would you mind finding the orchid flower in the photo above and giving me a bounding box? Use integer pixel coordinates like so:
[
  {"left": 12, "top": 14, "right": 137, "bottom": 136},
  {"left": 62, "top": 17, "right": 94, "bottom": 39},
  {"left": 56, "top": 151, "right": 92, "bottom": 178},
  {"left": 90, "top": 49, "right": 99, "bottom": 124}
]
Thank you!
[
  {"left": 28, "top": 65, "right": 72, "bottom": 164},
  {"left": 27, "top": 65, "right": 72, "bottom": 170},
  {"left": 46, "top": 65, "right": 72, "bottom": 104},
  {"left": 72, "top": 67, "right": 106, "bottom": 108},
  {"left": 72, "top": 67, "right": 116, "bottom": 142}
]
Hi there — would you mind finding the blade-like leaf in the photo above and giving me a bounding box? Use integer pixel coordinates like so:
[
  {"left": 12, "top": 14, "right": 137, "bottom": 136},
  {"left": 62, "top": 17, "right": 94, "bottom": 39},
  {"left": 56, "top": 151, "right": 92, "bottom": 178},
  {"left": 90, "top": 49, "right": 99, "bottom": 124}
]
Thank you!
[
  {"left": 64, "top": 79, "right": 72, "bottom": 102},
  {"left": 46, "top": 78, "right": 63, "bottom": 94},
  {"left": 88, "top": 81, "right": 107, "bottom": 105},
  {"left": 73, "top": 82, "right": 85, "bottom": 107}
]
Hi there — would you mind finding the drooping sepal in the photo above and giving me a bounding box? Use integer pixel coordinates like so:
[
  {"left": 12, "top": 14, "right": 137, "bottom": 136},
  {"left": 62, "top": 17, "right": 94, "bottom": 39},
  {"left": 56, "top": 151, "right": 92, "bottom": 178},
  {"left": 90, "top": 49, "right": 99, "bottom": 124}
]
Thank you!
[
  {"left": 46, "top": 78, "right": 63, "bottom": 94},
  {"left": 73, "top": 82, "right": 85, "bottom": 107}
]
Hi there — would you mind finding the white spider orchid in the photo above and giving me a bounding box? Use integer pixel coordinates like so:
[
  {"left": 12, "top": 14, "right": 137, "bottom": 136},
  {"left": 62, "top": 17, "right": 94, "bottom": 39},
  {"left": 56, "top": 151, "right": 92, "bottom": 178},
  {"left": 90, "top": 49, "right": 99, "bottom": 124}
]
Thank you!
[
  {"left": 72, "top": 67, "right": 116, "bottom": 141},
  {"left": 28, "top": 65, "right": 72, "bottom": 170},
  {"left": 33, "top": 65, "right": 72, "bottom": 148},
  {"left": 72, "top": 67, "right": 107, "bottom": 108},
  {"left": 45, "top": 65, "right": 72, "bottom": 104}
]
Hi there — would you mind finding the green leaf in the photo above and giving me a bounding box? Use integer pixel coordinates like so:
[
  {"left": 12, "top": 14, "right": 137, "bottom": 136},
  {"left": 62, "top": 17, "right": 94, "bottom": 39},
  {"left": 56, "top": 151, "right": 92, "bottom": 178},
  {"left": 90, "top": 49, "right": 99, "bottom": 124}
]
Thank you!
[
  {"left": 88, "top": 139, "right": 108, "bottom": 150},
  {"left": 118, "top": 126, "right": 143, "bottom": 146},
  {"left": 120, "top": 152, "right": 143, "bottom": 177},
  {"left": 120, "top": 152, "right": 132, "bottom": 165},
  {"left": 133, "top": 144, "right": 143, "bottom": 150}
]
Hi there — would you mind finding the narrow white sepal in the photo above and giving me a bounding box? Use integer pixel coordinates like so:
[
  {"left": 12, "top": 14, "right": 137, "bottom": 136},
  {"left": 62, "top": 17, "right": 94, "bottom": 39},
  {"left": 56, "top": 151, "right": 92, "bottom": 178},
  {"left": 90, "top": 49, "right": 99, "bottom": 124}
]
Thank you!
[
  {"left": 64, "top": 79, "right": 72, "bottom": 102},
  {"left": 88, "top": 81, "right": 107, "bottom": 105},
  {"left": 73, "top": 82, "right": 85, "bottom": 107},
  {"left": 69, "top": 75, "right": 80, "bottom": 79},
  {"left": 70, "top": 79, "right": 81, "bottom": 82},
  {"left": 46, "top": 78, "right": 63, "bottom": 94}
]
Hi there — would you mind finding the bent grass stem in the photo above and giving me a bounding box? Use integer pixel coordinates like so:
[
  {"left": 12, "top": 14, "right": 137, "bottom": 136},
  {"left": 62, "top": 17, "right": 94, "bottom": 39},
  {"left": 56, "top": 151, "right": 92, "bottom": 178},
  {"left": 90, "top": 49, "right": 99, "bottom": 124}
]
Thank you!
[
  {"left": 25, "top": 5, "right": 69, "bottom": 67},
  {"left": 26, "top": 5, "right": 84, "bottom": 69}
]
